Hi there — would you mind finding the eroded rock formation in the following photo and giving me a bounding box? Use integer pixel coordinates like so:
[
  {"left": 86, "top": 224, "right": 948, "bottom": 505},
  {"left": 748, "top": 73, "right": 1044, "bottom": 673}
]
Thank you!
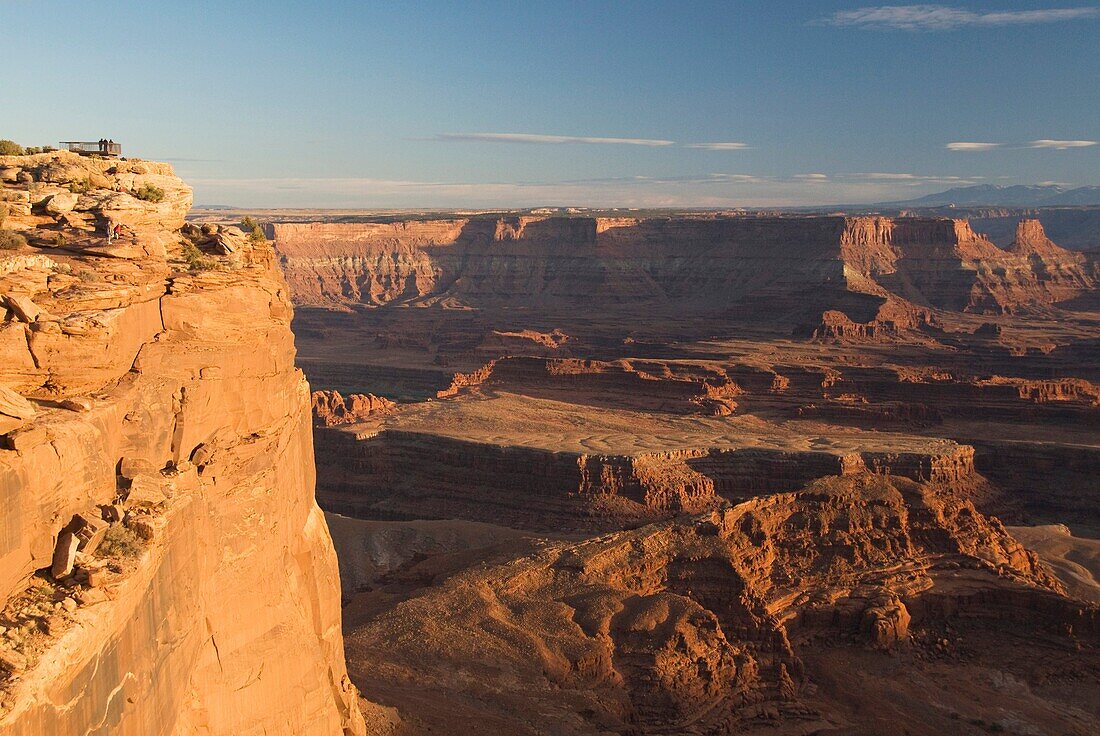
[
  {"left": 274, "top": 215, "right": 1097, "bottom": 324},
  {"left": 313, "top": 389, "right": 396, "bottom": 426},
  {"left": 342, "top": 474, "right": 1096, "bottom": 735},
  {"left": 0, "top": 152, "right": 365, "bottom": 735}
]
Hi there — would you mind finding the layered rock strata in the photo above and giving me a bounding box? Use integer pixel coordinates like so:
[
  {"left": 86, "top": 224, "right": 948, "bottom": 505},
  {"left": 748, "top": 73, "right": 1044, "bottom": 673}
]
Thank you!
[
  {"left": 274, "top": 215, "right": 1096, "bottom": 323},
  {"left": 0, "top": 152, "right": 364, "bottom": 735},
  {"left": 343, "top": 473, "right": 1096, "bottom": 735},
  {"left": 313, "top": 398, "right": 977, "bottom": 533}
]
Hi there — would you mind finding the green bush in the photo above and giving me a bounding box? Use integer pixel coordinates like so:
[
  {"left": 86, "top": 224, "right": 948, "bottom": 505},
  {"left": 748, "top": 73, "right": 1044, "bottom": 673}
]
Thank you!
[
  {"left": 181, "top": 241, "right": 217, "bottom": 271},
  {"left": 98, "top": 524, "right": 145, "bottom": 558},
  {"left": 0, "top": 140, "right": 24, "bottom": 156},
  {"left": 133, "top": 183, "right": 165, "bottom": 203},
  {"left": 69, "top": 177, "right": 93, "bottom": 194},
  {"left": 249, "top": 224, "right": 266, "bottom": 244},
  {"left": 0, "top": 229, "right": 27, "bottom": 250},
  {"left": 241, "top": 216, "right": 258, "bottom": 230}
]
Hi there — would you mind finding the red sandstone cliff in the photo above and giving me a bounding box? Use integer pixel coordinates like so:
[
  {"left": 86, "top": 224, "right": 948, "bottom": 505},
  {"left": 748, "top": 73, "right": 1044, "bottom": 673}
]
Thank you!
[
  {"left": 0, "top": 152, "right": 364, "bottom": 734},
  {"left": 273, "top": 215, "right": 1096, "bottom": 324}
]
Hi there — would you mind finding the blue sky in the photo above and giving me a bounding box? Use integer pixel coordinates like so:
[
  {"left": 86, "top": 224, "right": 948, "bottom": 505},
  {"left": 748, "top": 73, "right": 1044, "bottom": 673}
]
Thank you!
[{"left": 3, "top": 1, "right": 1098, "bottom": 207}]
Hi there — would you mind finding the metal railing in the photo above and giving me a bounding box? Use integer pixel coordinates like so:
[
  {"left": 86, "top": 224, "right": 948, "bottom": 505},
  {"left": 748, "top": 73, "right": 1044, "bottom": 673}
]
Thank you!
[{"left": 59, "top": 141, "right": 122, "bottom": 156}]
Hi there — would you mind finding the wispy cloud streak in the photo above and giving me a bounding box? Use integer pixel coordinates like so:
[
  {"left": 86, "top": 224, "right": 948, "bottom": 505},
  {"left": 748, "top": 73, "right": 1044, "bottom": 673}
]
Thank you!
[
  {"left": 1028, "top": 139, "right": 1097, "bottom": 149},
  {"left": 435, "top": 132, "right": 675, "bottom": 146},
  {"left": 819, "top": 5, "right": 1100, "bottom": 31},
  {"left": 947, "top": 139, "right": 1097, "bottom": 151},
  {"left": 684, "top": 142, "right": 751, "bottom": 150},
  {"left": 946, "top": 142, "right": 1002, "bottom": 151}
]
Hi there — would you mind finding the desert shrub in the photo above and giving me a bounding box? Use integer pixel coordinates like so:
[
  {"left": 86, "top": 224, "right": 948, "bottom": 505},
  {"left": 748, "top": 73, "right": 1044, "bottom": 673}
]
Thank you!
[
  {"left": 249, "top": 224, "right": 266, "bottom": 244},
  {"left": 241, "top": 216, "right": 258, "bottom": 230},
  {"left": 53, "top": 232, "right": 66, "bottom": 247},
  {"left": 76, "top": 268, "right": 99, "bottom": 282},
  {"left": 0, "top": 229, "right": 27, "bottom": 250},
  {"left": 181, "top": 241, "right": 217, "bottom": 271},
  {"left": 0, "top": 203, "right": 7, "bottom": 227},
  {"left": 133, "top": 183, "right": 165, "bottom": 203},
  {"left": 98, "top": 524, "right": 145, "bottom": 558},
  {"left": 0, "top": 140, "right": 24, "bottom": 156},
  {"left": 69, "top": 177, "right": 93, "bottom": 194}
]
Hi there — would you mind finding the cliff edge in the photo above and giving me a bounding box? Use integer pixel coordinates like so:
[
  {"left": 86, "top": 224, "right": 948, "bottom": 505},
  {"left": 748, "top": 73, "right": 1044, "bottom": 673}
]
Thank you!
[{"left": 0, "top": 152, "right": 365, "bottom": 734}]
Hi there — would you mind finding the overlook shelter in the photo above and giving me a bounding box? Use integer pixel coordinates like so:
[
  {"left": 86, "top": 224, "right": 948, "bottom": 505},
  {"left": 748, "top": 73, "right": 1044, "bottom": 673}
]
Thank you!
[{"left": 60, "top": 140, "right": 122, "bottom": 158}]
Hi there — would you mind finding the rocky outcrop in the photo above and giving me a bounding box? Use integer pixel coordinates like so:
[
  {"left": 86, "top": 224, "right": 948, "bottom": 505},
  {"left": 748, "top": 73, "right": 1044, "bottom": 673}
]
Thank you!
[
  {"left": 437, "top": 356, "right": 742, "bottom": 415},
  {"left": 314, "top": 420, "right": 978, "bottom": 533},
  {"left": 0, "top": 153, "right": 364, "bottom": 735},
  {"left": 343, "top": 473, "right": 1093, "bottom": 735},
  {"left": 313, "top": 389, "right": 396, "bottom": 426}
]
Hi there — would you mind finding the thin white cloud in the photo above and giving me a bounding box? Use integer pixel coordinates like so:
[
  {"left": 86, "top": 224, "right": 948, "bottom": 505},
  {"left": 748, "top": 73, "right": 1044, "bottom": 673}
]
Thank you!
[
  {"left": 1028, "top": 139, "right": 1097, "bottom": 149},
  {"left": 819, "top": 5, "right": 1100, "bottom": 31},
  {"left": 946, "top": 142, "right": 1002, "bottom": 151},
  {"left": 947, "top": 139, "right": 1097, "bottom": 151},
  {"left": 794, "top": 173, "right": 830, "bottom": 182},
  {"left": 436, "top": 132, "right": 675, "bottom": 146},
  {"left": 842, "top": 173, "right": 981, "bottom": 186},
  {"left": 684, "top": 142, "right": 751, "bottom": 150}
]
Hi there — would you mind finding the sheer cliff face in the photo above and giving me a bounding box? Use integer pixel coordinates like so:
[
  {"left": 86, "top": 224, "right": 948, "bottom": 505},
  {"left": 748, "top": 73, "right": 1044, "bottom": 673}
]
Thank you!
[
  {"left": 274, "top": 215, "right": 1096, "bottom": 320},
  {"left": 0, "top": 153, "right": 363, "bottom": 735}
]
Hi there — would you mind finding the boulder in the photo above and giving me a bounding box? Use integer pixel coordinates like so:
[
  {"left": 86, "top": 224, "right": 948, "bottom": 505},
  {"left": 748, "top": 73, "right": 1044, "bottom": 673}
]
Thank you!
[
  {"left": 51, "top": 530, "right": 79, "bottom": 579},
  {"left": 2, "top": 294, "right": 42, "bottom": 323},
  {"left": 861, "top": 594, "right": 911, "bottom": 649},
  {"left": 0, "top": 385, "right": 35, "bottom": 420},
  {"left": 126, "top": 474, "right": 168, "bottom": 507},
  {"left": 60, "top": 397, "right": 94, "bottom": 412},
  {"left": 44, "top": 192, "right": 78, "bottom": 215},
  {"left": 74, "top": 514, "right": 109, "bottom": 555}
]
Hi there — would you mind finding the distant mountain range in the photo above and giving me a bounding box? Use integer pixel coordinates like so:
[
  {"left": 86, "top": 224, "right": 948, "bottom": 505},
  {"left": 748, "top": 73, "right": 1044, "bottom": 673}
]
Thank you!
[{"left": 884, "top": 184, "right": 1100, "bottom": 208}]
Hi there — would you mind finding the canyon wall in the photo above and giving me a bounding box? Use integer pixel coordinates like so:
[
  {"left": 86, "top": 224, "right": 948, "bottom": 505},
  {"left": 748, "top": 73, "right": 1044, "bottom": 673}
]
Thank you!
[
  {"left": 0, "top": 152, "right": 364, "bottom": 735},
  {"left": 274, "top": 215, "right": 1096, "bottom": 320},
  {"left": 314, "top": 422, "right": 976, "bottom": 534}
]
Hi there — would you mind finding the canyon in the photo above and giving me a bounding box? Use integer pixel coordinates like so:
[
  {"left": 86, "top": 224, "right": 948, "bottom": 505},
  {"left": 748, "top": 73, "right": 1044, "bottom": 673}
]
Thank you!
[
  {"left": 2, "top": 154, "right": 1098, "bottom": 736},
  {"left": 280, "top": 210, "right": 1099, "bottom": 734}
]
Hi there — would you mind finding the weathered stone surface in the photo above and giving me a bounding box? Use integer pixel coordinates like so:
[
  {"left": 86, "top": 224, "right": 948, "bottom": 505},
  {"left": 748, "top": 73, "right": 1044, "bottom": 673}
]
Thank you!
[
  {"left": 72, "top": 514, "right": 108, "bottom": 555},
  {"left": 0, "top": 153, "right": 365, "bottom": 735},
  {"left": 0, "top": 386, "right": 34, "bottom": 421},
  {"left": 49, "top": 531, "right": 78, "bottom": 580},
  {"left": 1, "top": 295, "right": 40, "bottom": 323},
  {"left": 57, "top": 397, "right": 93, "bottom": 412},
  {"left": 42, "top": 192, "right": 77, "bottom": 215},
  {"left": 274, "top": 215, "right": 1097, "bottom": 319}
]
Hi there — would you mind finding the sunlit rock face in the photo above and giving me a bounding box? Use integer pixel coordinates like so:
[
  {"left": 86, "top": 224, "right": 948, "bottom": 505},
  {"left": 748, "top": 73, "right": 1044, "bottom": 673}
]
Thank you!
[
  {"left": 0, "top": 152, "right": 365, "bottom": 736},
  {"left": 274, "top": 214, "right": 1096, "bottom": 321}
]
